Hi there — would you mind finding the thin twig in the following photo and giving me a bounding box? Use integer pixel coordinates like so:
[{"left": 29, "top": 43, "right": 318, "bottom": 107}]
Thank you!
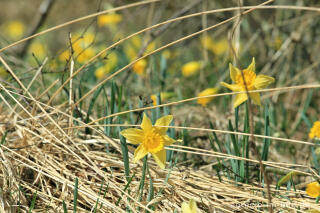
[{"left": 17, "top": 0, "right": 56, "bottom": 57}]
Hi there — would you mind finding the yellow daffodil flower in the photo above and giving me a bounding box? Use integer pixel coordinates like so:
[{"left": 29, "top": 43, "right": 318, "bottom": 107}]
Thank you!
[
  {"left": 95, "top": 66, "right": 106, "bottom": 80},
  {"left": 125, "top": 45, "right": 138, "bottom": 61},
  {"left": 29, "top": 42, "right": 47, "bottom": 60},
  {"left": 181, "top": 199, "right": 198, "bottom": 213},
  {"left": 74, "top": 32, "right": 95, "bottom": 49},
  {"left": 146, "top": 41, "right": 156, "bottom": 54},
  {"left": 97, "top": 14, "right": 122, "bottom": 27},
  {"left": 309, "top": 121, "right": 320, "bottom": 140},
  {"left": 162, "top": 50, "right": 172, "bottom": 59},
  {"left": 182, "top": 61, "right": 201, "bottom": 77},
  {"left": 200, "top": 35, "right": 214, "bottom": 50},
  {"left": 58, "top": 32, "right": 96, "bottom": 63},
  {"left": 77, "top": 47, "right": 95, "bottom": 63},
  {"left": 150, "top": 92, "right": 174, "bottom": 106},
  {"left": 220, "top": 58, "right": 275, "bottom": 108},
  {"left": 95, "top": 52, "right": 118, "bottom": 80},
  {"left": 197, "top": 88, "right": 219, "bottom": 107},
  {"left": 200, "top": 36, "right": 228, "bottom": 56},
  {"left": 306, "top": 182, "right": 320, "bottom": 198},
  {"left": 0, "top": 66, "right": 8, "bottom": 79},
  {"left": 211, "top": 39, "right": 228, "bottom": 56},
  {"left": 131, "top": 36, "right": 142, "bottom": 49},
  {"left": 6, "top": 20, "right": 25, "bottom": 40},
  {"left": 59, "top": 49, "right": 71, "bottom": 62},
  {"left": 120, "top": 114, "right": 177, "bottom": 169},
  {"left": 125, "top": 36, "right": 156, "bottom": 61},
  {"left": 132, "top": 59, "right": 147, "bottom": 75}
]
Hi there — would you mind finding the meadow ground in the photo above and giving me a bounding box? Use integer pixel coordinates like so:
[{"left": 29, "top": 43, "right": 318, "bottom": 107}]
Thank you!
[{"left": 0, "top": 0, "right": 320, "bottom": 212}]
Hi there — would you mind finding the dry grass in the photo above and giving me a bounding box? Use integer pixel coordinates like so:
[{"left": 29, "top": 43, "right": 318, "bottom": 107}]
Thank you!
[{"left": 0, "top": 105, "right": 318, "bottom": 212}]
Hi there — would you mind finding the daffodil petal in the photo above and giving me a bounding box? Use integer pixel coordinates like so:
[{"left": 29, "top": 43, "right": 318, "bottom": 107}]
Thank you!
[
  {"left": 141, "top": 113, "right": 152, "bottom": 132},
  {"left": 181, "top": 202, "right": 191, "bottom": 213},
  {"left": 229, "top": 63, "right": 241, "bottom": 82},
  {"left": 155, "top": 115, "right": 173, "bottom": 126},
  {"left": 189, "top": 200, "right": 198, "bottom": 212},
  {"left": 120, "top": 128, "right": 143, "bottom": 144},
  {"left": 247, "top": 57, "right": 255, "bottom": 72},
  {"left": 164, "top": 135, "right": 176, "bottom": 146},
  {"left": 306, "top": 182, "right": 320, "bottom": 198},
  {"left": 254, "top": 75, "right": 275, "bottom": 89},
  {"left": 249, "top": 92, "right": 261, "bottom": 106},
  {"left": 155, "top": 115, "right": 173, "bottom": 134},
  {"left": 234, "top": 93, "right": 248, "bottom": 108},
  {"left": 220, "top": 82, "right": 241, "bottom": 92},
  {"left": 133, "top": 145, "right": 148, "bottom": 163},
  {"left": 152, "top": 149, "right": 166, "bottom": 169},
  {"left": 181, "top": 199, "right": 197, "bottom": 213}
]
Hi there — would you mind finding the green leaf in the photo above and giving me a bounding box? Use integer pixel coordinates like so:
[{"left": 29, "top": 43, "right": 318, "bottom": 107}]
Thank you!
[
  {"left": 28, "top": 191, "right": 37, "bottom": 213},
  {"left": 73, "top": 178, "right": 78, "bottom": 213},
  {"left": 277, "top": 171, "right": 297, "bottom": 187},
  {"left": 261, "top": 104, "right": 271, "bottom": 161},
  {"left": 116, "top": 173, "right": 135, "bottom": 206},
  {"left": 62, "top": 201, "right": 68, "bottom": 213},
  {"left": 119, "top": 130, "right": 130, "bottom": 181}
]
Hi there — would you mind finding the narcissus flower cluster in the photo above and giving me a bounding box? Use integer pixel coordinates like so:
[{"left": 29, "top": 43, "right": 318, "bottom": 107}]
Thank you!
[
  {"left": 120, "top": 114, "right": 177, "bottom": 169},
  {"left": 220, "top": 58, "right": 275, "bottom": 108}
]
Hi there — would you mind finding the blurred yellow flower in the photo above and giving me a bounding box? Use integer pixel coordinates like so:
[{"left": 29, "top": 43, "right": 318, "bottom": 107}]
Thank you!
[
  {"left": 200, "top": 35, "right": 228, "bottom": 56},
  {"left": 77, "top": 47, "right": 95, "bottom": 63},
  {"left": 200, "top": 35, "right": 214, "bottom": 50},
  {"left": 306, "top": 182, "right": 320, "bottom": 198},
  {"left": 162, "top": 50, "right": 171, "bottom": 59},
  {"left": 95, "top": 66, "right": 106, "bottom": 80},
  {"left": 95, "top": 52, "right": 118, "bottom": 80},
  {"left": 0, "top": 66, "right": 8, "bottom": 79},
  {"left": 125, "top": 45, "right": 138, "bottom": 61},
  {"left": 309, "top": 121, "right": 320, "bottom": 140},
  {"left": 150, "top": 92, "right": 173, "bottom": 106},
  {"left": 197, "top": 88, "right": 219, "bottom": 106},
  {"left": 146, "top": 41, "right": 156, "bottom": 53},
  {"left": 220, "top": 58, "right": 275, "bottom": 108},
  {"left": 59, "top": 49, "right": 70, "bottom": 62},
  {"left": 29, "top": 42, "right": 47, "bottom": 60},
  {"left": 97, "top": 14, "right": 122, "bottom": 27},
  {"left": 182, "top": 61, "right": 201, "bottom": 77},
  {"left": 211, "top": 39, "right": 228, "bottom": 56},
  {"left": 181, "top": 199, "right": 198, "bottom": 213},
  {"left": 59, "top": 47, "right": 95, "bottom": 64},
  {"left": 73, "top": 32, "right": 95, "bottom": 50},
  {"left": 58, "top": 32, "right": 96, "bottom": 63},
  {"left": 131, "top": 36, "right": 142, "bottom": 49},
  {"left": 132, "top": 59, "right": 147, "bottom": 75},
  {"left": 6, "top": 20, "right": 25, "bottom": 40},
  {"left": 125, "top": 36, "right": 156, "bottom": 61},
  {"left": 120, "top": 113, "right": 177, "bottom": 169}
]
